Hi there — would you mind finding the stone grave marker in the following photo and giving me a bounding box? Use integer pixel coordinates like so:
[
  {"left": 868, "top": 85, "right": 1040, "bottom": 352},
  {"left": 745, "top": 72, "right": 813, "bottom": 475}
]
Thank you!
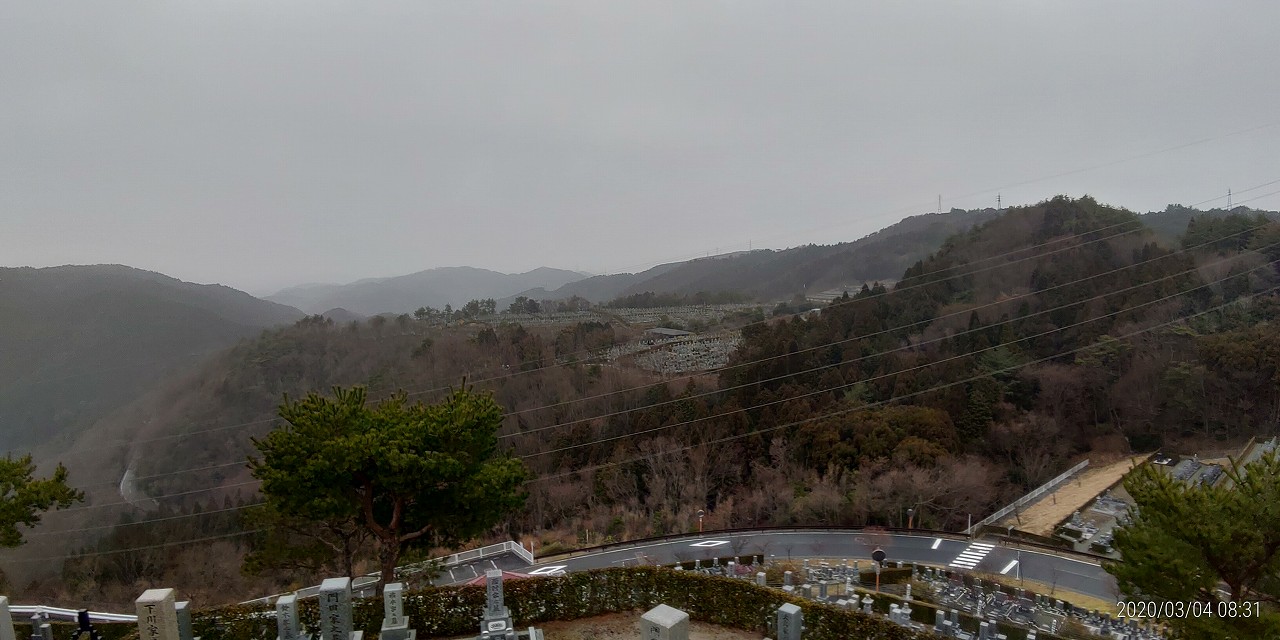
[
  {"left": 756, "top": 572, "right": 766, "bottom": 586},
  {"left": 380, "top": 583, "right": 413, "bottom": 640},
  {"left": 175, "top": 601, "right": 195, "bottom": 640},
  {"left": 318, "top": 578, "right": 361, "bottom": 640},
  {"left": 783, "top": 570, "right": 792, "bottom": 586},
  {"left": 640, "top": 604, "right": 689, "bottom": 640},
  {"left": 29, "top": 614, "right": 51, "bottom": 640},
  {"left": 776, "top": 603, "right": 802, "bottom": 640},
  {"left": 276, "top": 594, "right": 304, "bottom": 640},
  {"left": 136, "top": 589, "right": 179, "bottom": 640},
  {"left": 861, "top": 595, "right": 873, "bottom": 615},
  {"left": 481, "top": 570, "right": 516, "bottom": 640},
  {"left": 0, "top": 596, "right": 13, "bottom": 640}
]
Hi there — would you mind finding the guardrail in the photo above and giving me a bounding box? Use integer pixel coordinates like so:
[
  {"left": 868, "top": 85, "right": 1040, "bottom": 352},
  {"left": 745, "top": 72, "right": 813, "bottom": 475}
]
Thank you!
[
  {"left": 396, "top": 540, "right": 533, "bottom": 576},
  {"left": 964, "top": 459, "right": 1090, "bottom": 535},
  {"left": 10, "top": 605, "right": 136, "bottom": 624},
  {"left": 238, "top": 539, "right": 533, "bottom": 606}
]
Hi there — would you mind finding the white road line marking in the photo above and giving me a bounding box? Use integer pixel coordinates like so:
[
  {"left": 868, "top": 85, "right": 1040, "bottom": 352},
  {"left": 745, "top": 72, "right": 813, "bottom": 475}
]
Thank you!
[
  {"left": 527, "top": 565, "right": 568, "bottom": 575},
  {"left": 1000, "top": 560, "right": 1019, "bottom": 575},
  {"left": 690, "top": 540, "right": 730, "bottom": 547},
  {"left": 931, "top": 538, "right": 942, "bottom": 550},
  {"left": 948, "top": 542, "right": 995, "bottom": 568}
]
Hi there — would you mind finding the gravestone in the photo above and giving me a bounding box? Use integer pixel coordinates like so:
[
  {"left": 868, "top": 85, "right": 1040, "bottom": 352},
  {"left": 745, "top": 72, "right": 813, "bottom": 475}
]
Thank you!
[
  {"left": 640, "top": 604, "right": 689, "bottom": 640},
  {"left": 934, "top": 610, "right": 946, "bottom": 632},
  {"left": 480, "top": 570, "right": 516, "bottom": 640},
  {"left": 0, "top": 597, "right": 13, "bottom": 640},
  {"left": 175, "top": 602, "right": 196, "bottom": 640},
  {"left": 136, "top": 589, "right": 179, "bottom": 640},
  {"left": 318, "top": 578, "right": 362, "bottom": 640},
  {"left": 756, "top": 572, "right": 766, "bottom": 586},
  {"left": 775, "top": 604, "right": 802, "bottom": 640},
  {"left": 380, "top": 583, "right": 414, "bottom": 640},
  {"left": 30, "top": 614, "right": 51, "bottom": 640},
  {"left": 783, "top": 571, "right": 792, "bottom": 586},
  {"left": 276, "top": 594, "right": 306, "bottom": 640}
]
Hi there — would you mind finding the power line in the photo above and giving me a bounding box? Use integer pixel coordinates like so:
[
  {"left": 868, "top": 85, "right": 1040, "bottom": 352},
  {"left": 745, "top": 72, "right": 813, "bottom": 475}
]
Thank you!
[
  {"left": 519, "top": 257, "right": 1280, "bottom": 461},
  {"left": 503, "top": 237, "right": 1278, "bottom": 443},
  {"left": 50, "top": 481, "right": 261, "bottom": 515},
  {"left": 529, "top": 283, "right": 1280, "bottom": 485},
  {"left": 57, "top": 213, "right": 1280, "bottom": 492},
  {"left": 37, "top": 181, "right": 1280, "bottom": 466},
  {"left": 23, "top": 281, "right": 1265, "bottom": 561},
  {"left": 32, "top": 212, "right": 1150, "bottom": 463},
  {"left": 5, "top": 529, "right": 266, "bottom": 564},
  {"left": 47, "top": 241, "right": 1277, "bottom": 533},
  {"left": 28, "top": 502, "right": 263, "bottom": 537}
]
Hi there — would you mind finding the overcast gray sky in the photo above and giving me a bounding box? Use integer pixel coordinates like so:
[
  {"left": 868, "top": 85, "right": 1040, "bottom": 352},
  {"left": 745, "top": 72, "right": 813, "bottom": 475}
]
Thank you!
[{"left": 4, "top": 2, "right": 1279, "bottom": 294}]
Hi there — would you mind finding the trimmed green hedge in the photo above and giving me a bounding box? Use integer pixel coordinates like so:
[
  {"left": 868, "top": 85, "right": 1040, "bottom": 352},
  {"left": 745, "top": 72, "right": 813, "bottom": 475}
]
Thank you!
[{"left": 192, "top": 567, "right": 942, "bottom": 640}]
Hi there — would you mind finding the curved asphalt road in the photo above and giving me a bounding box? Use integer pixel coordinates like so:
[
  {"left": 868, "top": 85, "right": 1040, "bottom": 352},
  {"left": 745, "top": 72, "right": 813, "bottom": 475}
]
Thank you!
[{"left": 507, "top": 530, "right": 1117, "bottom": 601}]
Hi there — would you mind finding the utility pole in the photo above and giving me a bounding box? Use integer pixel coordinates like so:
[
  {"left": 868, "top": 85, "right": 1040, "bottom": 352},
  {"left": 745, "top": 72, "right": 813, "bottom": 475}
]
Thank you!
[
  {"left": 938, "top": 194, "right": 942, "bottom": 214},
  {"left": 1228, "top": 188, "right": 1233, "bottom": 209},
  {"left": 997, "top": 193, "right": 1002, "bottom": 210}
]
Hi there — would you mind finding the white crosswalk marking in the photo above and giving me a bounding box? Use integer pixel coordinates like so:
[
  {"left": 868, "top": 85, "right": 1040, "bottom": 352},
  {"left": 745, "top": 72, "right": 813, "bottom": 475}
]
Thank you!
[{"left": 948, "top": 542, "right": 995, "bottom": 569}]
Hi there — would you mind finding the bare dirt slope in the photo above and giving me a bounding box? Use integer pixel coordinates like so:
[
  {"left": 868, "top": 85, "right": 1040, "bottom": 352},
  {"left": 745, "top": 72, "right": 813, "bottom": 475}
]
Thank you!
[{"left": 1001, "top": 455, "right": 1147, "bottom": 536}]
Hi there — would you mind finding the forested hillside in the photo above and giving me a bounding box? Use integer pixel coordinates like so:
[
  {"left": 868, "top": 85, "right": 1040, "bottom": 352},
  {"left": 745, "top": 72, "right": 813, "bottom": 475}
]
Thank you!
[
  {"left": 17, "top": 198, "right": 1280, "bottom": 607},
  {"left": 0, "top": 265, "right": 303, "bottom": 451}
]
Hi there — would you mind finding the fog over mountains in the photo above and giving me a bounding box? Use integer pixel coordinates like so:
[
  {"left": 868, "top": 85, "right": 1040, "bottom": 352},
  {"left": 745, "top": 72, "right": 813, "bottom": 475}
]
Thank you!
[
  {"left": 0, "top": 264, "right": 303, "bottom": 452},
  {"left": 267, "top": 266, "right": 587, "bottom": 316}
]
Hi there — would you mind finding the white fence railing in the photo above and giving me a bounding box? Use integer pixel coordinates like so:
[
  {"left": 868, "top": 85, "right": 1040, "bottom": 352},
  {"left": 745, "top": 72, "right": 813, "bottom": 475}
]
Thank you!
[
  {"left": 10, "top": 605, "right": 137, "bottom": 624},
  {"left": 238, "top": 539, "right": 533, "bottom": 606},
  {"left": 965, "top": 459, "right": 1090, "bottom": 535}
]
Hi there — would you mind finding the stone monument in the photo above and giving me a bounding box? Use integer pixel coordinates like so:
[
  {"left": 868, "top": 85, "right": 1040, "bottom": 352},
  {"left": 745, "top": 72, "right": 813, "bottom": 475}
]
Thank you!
[
  {"left": 640, "top": 604, "right": 689, "bottom": 640},
  {"left": 318, "top": 578, "right": 362, "bottom": 640},
  {"left": 0, "top": 597, "right": 14, "bottom": 640},
  {"left": 276, "top": 594, "right": 306, "bottom": 640},
  {"left": 136, "top": 588, "right": 179, "bottom": 640},
  {"left": 480, "top": 570, "right": 516, "bottom": 640},
  {"left": 380, "top": 583, "right": 414, "bottom": 640},
  {"left": 776, "top": 603, "right": 802, "bottom": 640}
]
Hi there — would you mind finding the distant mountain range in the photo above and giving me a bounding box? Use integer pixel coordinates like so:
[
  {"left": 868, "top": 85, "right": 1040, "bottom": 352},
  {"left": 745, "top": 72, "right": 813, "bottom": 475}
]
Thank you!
[
  {"left": 504, "top": 208, "right": 1006, "bottom": 306},
  {"left": 266, "top": 266, "right": 587, "bottom": 316},
  {"left": 0, "top": 265, "right": 304, "bottom": 451}
]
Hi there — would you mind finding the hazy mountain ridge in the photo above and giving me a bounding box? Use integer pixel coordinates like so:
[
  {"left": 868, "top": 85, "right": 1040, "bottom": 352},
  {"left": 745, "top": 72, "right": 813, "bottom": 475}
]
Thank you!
[
  {"left": 0, "top": 264, "right": 304, "bottom": 451},
  {"left": 508, "top": 209, "right": 1005, "bottom": 304},
  {"left": 267, "top": 266, "right": 587, "bottom": 315}
]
